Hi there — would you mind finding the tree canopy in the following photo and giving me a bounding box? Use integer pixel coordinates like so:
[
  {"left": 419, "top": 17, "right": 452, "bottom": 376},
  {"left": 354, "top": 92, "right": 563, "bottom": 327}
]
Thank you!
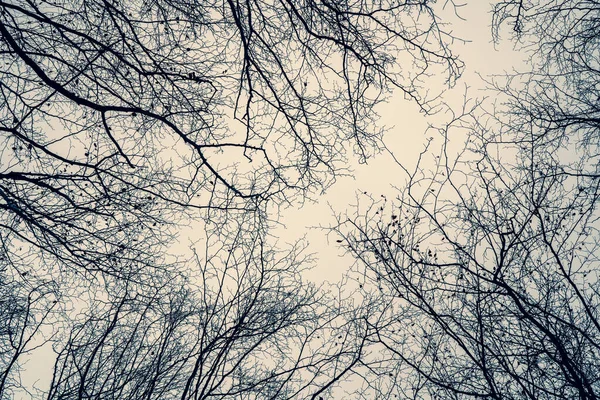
[
  {"left": 336, "top": 0, "right": 600, "bottom": 398},
  {"left": 2, "top": 0, "right": 599, "bottom": 399}
]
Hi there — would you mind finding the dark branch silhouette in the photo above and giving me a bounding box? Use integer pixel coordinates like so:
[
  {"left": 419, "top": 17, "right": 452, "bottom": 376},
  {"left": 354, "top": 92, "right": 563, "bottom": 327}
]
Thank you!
[
  {"left": 0, "top": 1, "right": 462, "bottom": 395},
  {"left": 335, "top": 1, "right": 600, "bottom": 398}
]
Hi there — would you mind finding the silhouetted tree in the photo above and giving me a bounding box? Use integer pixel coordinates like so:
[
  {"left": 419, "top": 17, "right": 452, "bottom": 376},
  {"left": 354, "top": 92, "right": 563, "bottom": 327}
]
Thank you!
[
  {"left": 0, "top": 1, "right": 464, "bottom": 395},
  {"left": 0, "top": 267, "right": 59, "bottom": 399},
  {"left": 47, "top": 223, "right": 369, "bottom": 400},
  {"left": 489, "top": 0, "right": 599, "bottom": 179},
  {"left": 335, "top": 1, "right": 600, "bottom": 398},
  {"left": 0, "top": 0, "right": 463, "bottom": 282}
]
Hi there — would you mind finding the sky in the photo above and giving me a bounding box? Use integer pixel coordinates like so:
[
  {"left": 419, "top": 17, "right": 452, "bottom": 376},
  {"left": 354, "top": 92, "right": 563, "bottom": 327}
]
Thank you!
[
  {"left": 272, "top": 1, "right": 527, "bottom": 287},
  {"left": 13, "top": 1, "right": 532, "bottom": 398}
]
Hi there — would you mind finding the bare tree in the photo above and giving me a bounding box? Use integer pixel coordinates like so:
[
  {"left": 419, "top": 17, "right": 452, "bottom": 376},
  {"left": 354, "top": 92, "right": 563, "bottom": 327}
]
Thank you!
[
  {"left": 337, "top": 110, "right": 600, "bottom": 398},
  {"left": 334, "top": 1, "right": 600, "bottom": 398},
  {"left": 489, "top": 0, "right": 600, "bottom": 178},
  {"left": 0, "top": 0, "right": 464, "bottom": 281},
  {"left": 0, "top": 1, "right": 464, "bottom": 395},
  {"left": 0, "top": 267, "right": 59, "bottom": 399},
  {"left": 46, "top": 222, "right": 369, "bottom": 400}
]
